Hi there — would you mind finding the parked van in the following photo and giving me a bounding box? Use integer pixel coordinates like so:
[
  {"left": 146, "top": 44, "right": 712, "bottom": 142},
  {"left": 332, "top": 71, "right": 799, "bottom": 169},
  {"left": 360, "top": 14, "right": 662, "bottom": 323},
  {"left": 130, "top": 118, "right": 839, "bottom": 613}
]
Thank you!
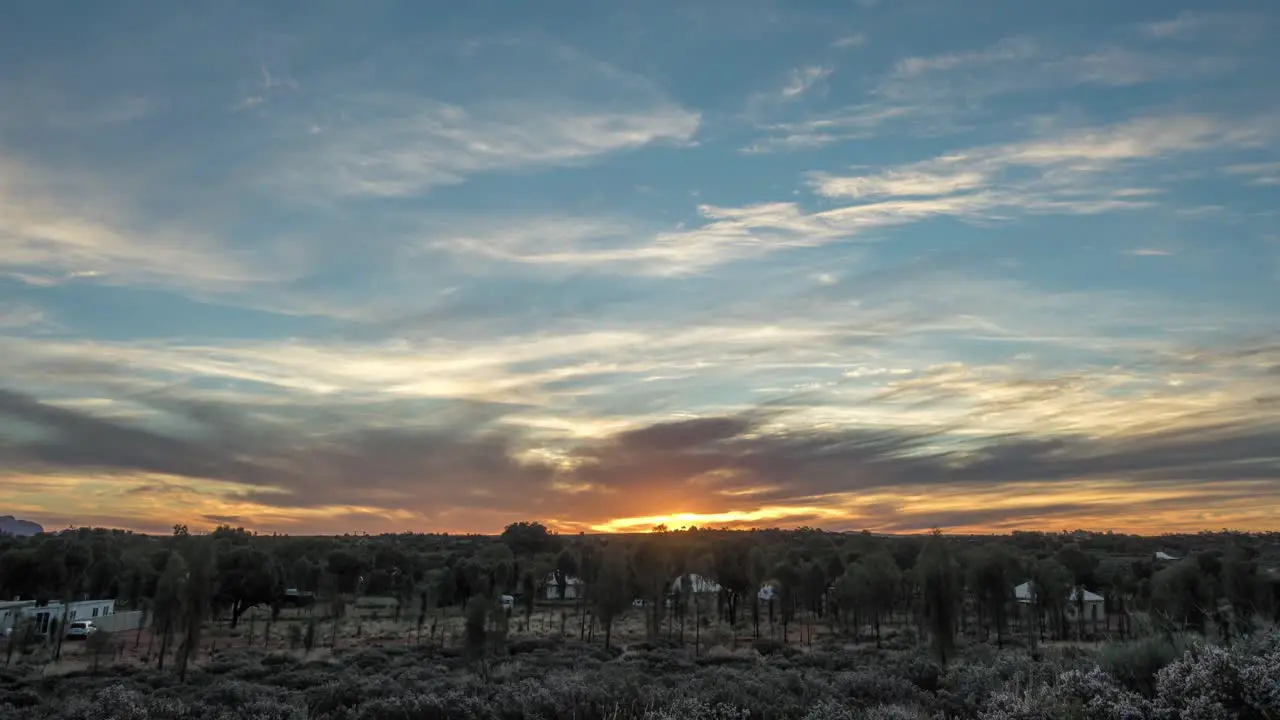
[{"left": 65, "top": 621, "right": 97, "bottom": 639}]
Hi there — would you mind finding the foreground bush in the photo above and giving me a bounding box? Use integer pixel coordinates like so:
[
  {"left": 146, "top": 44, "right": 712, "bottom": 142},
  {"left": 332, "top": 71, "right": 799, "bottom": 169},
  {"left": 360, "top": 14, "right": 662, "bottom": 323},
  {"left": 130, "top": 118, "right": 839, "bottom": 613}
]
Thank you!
[{"left": 3, "top": 630, "right": 1280, "bottom": 719}]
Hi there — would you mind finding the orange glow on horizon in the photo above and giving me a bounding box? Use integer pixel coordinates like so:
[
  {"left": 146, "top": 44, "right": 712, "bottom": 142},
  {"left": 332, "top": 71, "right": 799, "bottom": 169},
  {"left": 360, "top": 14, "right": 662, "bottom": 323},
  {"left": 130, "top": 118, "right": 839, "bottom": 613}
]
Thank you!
[{"left": 3, "top": 470, "right": 1278, "bottom": 537}]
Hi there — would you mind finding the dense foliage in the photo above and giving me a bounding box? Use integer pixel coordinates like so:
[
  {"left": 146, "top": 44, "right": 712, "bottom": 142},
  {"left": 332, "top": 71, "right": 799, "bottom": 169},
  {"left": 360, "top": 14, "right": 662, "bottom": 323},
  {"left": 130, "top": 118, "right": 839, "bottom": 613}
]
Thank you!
[
  {"left": 1, "top": 629, "right": 1279, "bottom": 719},
  {"left": 2, "top": 523, "right": 1279, "bottom": 718}
]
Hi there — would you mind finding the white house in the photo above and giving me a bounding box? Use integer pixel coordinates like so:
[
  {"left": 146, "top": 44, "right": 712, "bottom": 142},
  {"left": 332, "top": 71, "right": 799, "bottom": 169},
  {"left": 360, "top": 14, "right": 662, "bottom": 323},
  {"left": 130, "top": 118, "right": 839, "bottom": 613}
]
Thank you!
[
  {"left": 0, "top": 600, "right": 34, "bottom": 635},
  {"left": 1154, "top": 551, "right": 1179, "bottom": 562},
  {"left": 1065, "top": 587, "right": 1106, "bottom": 623},
  {"left": 542, "top": 573, "right": 583, "bottom": 600},
  {"left": 670, "top": 573, "right": 721, "bottom": 595},
  {"left": 3, "top": 599, "right": 116, "bottom": 636},
  {"left": 1014, "top": 582, "right": 1106, "bottom": 623},
  {"left": 757, "top": 582, "right": 779, "bottom": 602}
]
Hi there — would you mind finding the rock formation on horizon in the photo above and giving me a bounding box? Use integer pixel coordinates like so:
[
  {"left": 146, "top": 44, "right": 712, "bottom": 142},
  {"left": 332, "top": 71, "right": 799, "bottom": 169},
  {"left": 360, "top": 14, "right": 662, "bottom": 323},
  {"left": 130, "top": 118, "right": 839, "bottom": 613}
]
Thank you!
[{"left": 0, "top": 516, "right": 43, "bottom": 536}]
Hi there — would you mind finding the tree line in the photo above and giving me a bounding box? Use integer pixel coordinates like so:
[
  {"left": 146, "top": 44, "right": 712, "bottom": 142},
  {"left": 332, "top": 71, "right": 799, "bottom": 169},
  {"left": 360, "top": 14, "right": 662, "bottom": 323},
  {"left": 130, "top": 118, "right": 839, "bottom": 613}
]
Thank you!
[{"left": 2, "top": 523, "right": 1278, "bottom": 671}]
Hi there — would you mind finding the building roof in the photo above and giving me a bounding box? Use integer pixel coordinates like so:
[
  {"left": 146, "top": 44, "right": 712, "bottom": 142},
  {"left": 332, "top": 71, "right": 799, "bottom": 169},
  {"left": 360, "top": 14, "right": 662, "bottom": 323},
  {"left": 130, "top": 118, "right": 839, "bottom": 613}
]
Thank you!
[
  {"left": 1013, "top": 582, "right": 1102, "bottom": 603},
  {"left": 542, "top": 573, "right": 583, "bottom": 586},
  {"left": 1067, "top": 587, "right": 1104, "bottom": 603},
  {"left": 671, "top": 573, "right": 721, "bottom": 594}
]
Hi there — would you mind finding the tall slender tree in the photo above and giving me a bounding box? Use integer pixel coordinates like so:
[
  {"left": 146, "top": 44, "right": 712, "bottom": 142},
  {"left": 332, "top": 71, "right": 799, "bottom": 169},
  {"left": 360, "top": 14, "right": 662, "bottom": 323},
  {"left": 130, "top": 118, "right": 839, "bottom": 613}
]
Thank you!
[
  {"left": 177, "top": 540, "right": 214, "bottom": 681},
  {"left": 917, "top": 530, "right": 961, "bottom": 665},
  {"left": 153, "top": 552, "right": 188, "bottom": 671}
]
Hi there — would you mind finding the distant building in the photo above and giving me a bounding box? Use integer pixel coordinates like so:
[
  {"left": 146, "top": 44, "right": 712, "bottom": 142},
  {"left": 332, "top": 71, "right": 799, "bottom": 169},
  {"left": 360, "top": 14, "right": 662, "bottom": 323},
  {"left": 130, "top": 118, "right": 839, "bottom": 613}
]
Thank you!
[
  {"left": 1154, "top": 551, "right": 1179, "bottom": 562},
  {"left": 1065, "top": 587, "right": 1106, "bottom": 624},
  {"left": 757, "top": 582, "right": 779, "bottom": 602},
  {"left": 1, "top": 598, "right": 116, "bottom": 636},
  {"left": 670, "top": 574, "right": 721, "bottom": 595},
  {"left": 542, "top": 572, "right": 583, "bottom": 600},
  {"left": 1014, "top": 582, "right": 1106, "bottom": 626}
]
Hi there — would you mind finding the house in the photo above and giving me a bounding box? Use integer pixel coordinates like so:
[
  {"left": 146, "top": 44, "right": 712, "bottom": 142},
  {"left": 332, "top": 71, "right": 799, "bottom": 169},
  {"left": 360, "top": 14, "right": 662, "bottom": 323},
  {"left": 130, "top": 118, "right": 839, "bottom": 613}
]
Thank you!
[
  {"left": 1154, "top": 551, "right": 1179, "bottom": 562},
  {"left": 757, "top": 582, "right": 779, "bottom": 602},
  {"left": 1065, "top": 587, "right": 1106, "bottom": 624},
  {"left": 669, "top": 573, "right": 721, "bottom": 595},
  {"left": 1013, "top": 582, "right": 1106, "bottom": 624},
  {"left": 542, "top": 572, "right": 583, "bottom": 600},
  {"left": 3, "top": 599, "right": 116, "bottom": 636},
  {"left": 0, "top": 600, "right": 35, "bottom": 635}
]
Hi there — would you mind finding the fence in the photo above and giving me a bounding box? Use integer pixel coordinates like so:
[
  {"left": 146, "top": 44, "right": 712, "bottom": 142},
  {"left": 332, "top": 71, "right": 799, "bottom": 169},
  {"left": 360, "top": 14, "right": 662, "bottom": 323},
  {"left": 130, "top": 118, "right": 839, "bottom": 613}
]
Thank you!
[{"left": 92, "top": 611, "right": 147, "bottom": 633}]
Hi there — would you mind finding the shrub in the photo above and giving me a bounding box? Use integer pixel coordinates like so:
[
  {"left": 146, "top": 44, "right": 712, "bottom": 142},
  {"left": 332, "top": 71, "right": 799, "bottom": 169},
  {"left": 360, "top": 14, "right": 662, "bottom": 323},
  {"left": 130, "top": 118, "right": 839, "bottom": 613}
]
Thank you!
[{"left": 1098, "top": 633, "right": 1194, "bottom": 696}]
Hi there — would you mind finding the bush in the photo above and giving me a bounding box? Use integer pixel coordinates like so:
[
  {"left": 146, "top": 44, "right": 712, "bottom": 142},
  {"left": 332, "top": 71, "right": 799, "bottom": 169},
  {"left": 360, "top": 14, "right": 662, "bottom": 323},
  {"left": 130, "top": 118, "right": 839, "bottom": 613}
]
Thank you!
[
  {"left": 1098, "top": 633, "right": 1194, "bottom": 696},
  {"left": 9, "top": 626, "right": 1280, "bottom": 720}
]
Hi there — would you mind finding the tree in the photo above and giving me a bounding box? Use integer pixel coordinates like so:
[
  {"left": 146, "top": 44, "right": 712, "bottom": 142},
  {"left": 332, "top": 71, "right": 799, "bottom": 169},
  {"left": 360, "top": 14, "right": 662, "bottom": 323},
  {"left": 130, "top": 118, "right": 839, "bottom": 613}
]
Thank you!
[
  {"left": 520, "top": 570, "right": 537, "bottom": 621},
  {"left": 326, "top": 550, "right": 364, "bottom": 595},
  {"left": 153, "top": 552, "right": 188, "bottom": 671},
  {"left": 1031, "top": 558, "right": 1072, "bottom": 642},
  {"left": 594, "top": 544, "right": 632, "bottom": 649},
  {"left": 917, "top": 530, "right": 961, "bottom": 665},
  {"left": 500, "top": 522, "right": 559, "bottom": 557},
  {"left": 86, "top": 629, "right": 114, "bottom": 674},
  {"left": 1153, "top": 558, "right": 1211, "bottom": 634},
  {"left": 464, "top": 595, "right": 488, "bottom": 663},
  {"left": 214, "top": 547, "right": 283, "bottom": 628},
  {"left": 861, "top": 550, "right": 901, "bottom": 648},
  {"left": 969, "top": 545, "right": 1017, "bottom": 647},
  {"left": 745, "top": 545, "right": 769, "bottom": 638},
  {"left": 833, "top": 565, "right": 863, "bottom": 638},
  {"left": 177, "top": 540, "right": 214, "bottom": 681},
  {"left": 631, "top": 539, "right": 670, "bottom": 639},
  {"left": 554, "top": 549, "right": 578, "bottom": 600}
]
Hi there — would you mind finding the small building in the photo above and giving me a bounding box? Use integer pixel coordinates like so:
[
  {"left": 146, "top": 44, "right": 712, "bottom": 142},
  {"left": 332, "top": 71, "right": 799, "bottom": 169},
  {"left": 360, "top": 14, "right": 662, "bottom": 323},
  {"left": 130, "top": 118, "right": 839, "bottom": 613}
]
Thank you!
[
  {"left": 1154, "top": 551, "right": 1179, "bottom": 562},
  {"left": 542, "top": 573, "right": 583, "bottom": 600},
  {"left": 670, "top": 573, "right": 721, "bottom": 595},
  {"left": 3, "top": 599, "right": 116, "bottom": 636},
  {"left": 1065, "top": 587, "right": 1106, "bottom": 624},
  {"left": 1014, "top": 582, "right": 1106, "bottom": 625},
  {"left": 757, "top": 582, "right": 779, "bottom": 602},
  {"left": 1, "top": 600, "right": 35, "bottom": 635}
]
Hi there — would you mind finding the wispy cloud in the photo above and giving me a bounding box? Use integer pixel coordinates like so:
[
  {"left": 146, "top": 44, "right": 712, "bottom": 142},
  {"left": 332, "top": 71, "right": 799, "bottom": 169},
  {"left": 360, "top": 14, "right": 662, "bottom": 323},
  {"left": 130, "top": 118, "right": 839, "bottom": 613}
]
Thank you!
[
  {"left": 1224, "top": 161, "right": 1280, "bottom": 186},
  {"left": 0, "top": 304, "right": 49, "bottom": 330},
  {"left": 831, "top": 34, "right": 866, "bottom": 49},
  {"left": 809, "top": 115, "right": 1267, "bottom": 218},
  {"left": 266, "top": 43, "right": 701, "bottom": 199},
  {"left": 745, "top": 30, "right": 1244, "bottom": 153},
  {"left": 445, "top": 115, "right": 1268, "bottom": 276},
  {"left": 1141, "top": 12, "right": 1266, "bottom": 42},
  {"left": 271, "top": 100, "right": 699, "bottom": 199},
  {"left": 779, "top": 66, "right": 832, "bottom": 100},
  {"left": 0, "top": 156, "right": 280, "bottom": 292}
]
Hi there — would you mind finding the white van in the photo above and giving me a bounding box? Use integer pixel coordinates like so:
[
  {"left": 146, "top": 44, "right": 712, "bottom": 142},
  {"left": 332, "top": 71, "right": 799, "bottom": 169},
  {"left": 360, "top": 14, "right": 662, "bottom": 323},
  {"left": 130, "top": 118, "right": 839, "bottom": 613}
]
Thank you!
[{"left": 65, "top": 621, "right": 97, "bottom": 639}]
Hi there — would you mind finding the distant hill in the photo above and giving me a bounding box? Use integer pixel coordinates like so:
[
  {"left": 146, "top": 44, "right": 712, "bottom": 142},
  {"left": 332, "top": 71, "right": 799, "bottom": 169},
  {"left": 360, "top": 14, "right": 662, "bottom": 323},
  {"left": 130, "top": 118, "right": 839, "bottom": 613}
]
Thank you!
[{"left": 0, "top": 516, "right": 43, "bottom": 536}]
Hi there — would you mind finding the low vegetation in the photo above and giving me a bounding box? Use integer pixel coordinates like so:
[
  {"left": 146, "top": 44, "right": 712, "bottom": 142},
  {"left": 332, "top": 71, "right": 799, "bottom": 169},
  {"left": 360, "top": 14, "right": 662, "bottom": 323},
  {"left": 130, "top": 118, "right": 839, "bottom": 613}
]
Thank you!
[{"left": 1, "top": 523, "right": 1278, "bottom": 718}]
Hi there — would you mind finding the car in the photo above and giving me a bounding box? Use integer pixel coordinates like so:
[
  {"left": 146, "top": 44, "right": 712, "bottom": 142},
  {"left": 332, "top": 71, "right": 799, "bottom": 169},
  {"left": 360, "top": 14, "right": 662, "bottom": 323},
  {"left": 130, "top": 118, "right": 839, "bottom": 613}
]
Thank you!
[{"left": 65, "top": 621, "right": 97, "bottom": 639}]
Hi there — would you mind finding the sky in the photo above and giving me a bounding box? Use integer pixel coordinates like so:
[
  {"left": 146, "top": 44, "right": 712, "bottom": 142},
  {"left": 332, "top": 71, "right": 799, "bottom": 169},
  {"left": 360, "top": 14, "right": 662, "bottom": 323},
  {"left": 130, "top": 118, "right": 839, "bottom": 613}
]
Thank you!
[{"left": 1, "top": 0, "right": 1278, "bottom": 537}]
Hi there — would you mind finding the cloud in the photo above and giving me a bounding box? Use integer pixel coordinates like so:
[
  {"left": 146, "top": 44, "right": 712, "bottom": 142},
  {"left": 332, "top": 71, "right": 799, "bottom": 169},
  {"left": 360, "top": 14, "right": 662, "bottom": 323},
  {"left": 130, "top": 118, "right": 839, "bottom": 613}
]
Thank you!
[
  {"left": 0, "top": 304, "right": 49, "bottom": 330},
  {"left": 779, "top": 66, "right": 832, "bottom": 100},
  {"left": 807, "top": 114, "right": 1265, "bottom": 220},
  {"left": 1140, "top": 12, "right": 1266, "bottom": 42},
  {"left": 266, "top": 43, "right": 701, "bottom": 199},
  {"left": 810, "top": 170, "right": 987, "bottom": 199},
  {"left": 2, "top": 343, "right": 1277, "bottom": 534},
  {"left": 745, "top": 30, "right": 1243, "bottom": 152},
  {"left": 0, "top": 155, "right": 290, "bottom": 293},
  {"left": 1224, "top": 161, "right": 1280, "bottom": 186},
  {"left": 273, "top": 100, "right": 699, "bottom": 199},
  {"left": 442, "top": 110, "right": 1269, "bottom": 276},
  {"left": 831, "top": 34, "right": 866, "bottom": 49}
]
